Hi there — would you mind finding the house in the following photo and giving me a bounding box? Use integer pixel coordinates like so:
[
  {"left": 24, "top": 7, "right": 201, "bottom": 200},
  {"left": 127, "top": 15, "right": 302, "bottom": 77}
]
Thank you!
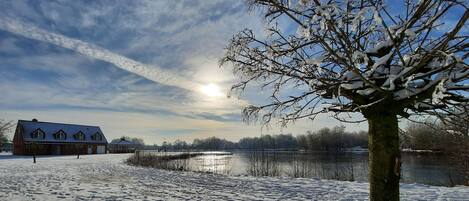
[
  {"left": 13, "top": 119, "right": 108, "bottom": 155},
  {"left": 108, "top": 137, "right": 140, "bottom": 153}
]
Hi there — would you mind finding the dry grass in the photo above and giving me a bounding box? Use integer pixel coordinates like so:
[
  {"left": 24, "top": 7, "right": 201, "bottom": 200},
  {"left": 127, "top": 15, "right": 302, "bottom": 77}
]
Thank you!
[
  {"left": 246, "top": 151, "right": 280, "bottom": 177},
  {"left": 126, "top": 152, "right": 202, "bottom": 171}
]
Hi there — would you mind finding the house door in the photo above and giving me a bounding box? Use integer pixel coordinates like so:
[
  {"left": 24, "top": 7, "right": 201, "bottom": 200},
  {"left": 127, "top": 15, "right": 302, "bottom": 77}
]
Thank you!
[
  {"left": 96, "top": 146, "right": 105, "bottom": 154},
  {"left": 87, "top": 145, "right": 92, "bottom": 154}
]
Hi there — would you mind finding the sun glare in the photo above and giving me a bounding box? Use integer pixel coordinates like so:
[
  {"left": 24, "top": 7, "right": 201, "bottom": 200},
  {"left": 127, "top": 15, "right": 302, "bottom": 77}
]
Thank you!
[{"left": 201, "top": 83, "right": 223, "bottom": 97}]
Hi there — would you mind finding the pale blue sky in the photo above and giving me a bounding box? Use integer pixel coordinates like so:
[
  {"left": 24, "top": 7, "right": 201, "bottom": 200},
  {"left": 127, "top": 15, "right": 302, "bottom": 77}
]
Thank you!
[{"left": 0, "top": 0, "right": 409, "bottom": 144}]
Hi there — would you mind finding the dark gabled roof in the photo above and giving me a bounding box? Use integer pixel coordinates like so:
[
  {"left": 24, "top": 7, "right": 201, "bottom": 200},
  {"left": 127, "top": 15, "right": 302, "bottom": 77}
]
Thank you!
[
  {"left": 17, "top": 120, "right": 108, "bottom": 143},
  {"left": 110, "top": 138, "right": 136, "bottom": 145}
]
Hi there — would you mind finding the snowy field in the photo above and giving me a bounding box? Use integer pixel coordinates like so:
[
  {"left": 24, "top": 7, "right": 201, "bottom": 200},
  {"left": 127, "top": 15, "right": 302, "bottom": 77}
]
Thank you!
[{"left": 0, "top": 153, "right": 468, "bottom": 201}]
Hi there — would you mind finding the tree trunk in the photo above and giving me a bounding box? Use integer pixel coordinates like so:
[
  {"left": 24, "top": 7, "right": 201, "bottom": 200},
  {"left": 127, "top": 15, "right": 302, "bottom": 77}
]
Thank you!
[{"left": 367, "top": 112, "right": 401, "bottom": 201}]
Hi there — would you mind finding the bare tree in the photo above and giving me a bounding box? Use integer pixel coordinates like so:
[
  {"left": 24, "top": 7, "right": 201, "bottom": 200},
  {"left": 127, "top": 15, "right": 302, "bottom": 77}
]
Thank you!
[
  {"left": 220, "top": 0, "right": 468, "bottom": 200},
  {"left": 442, "top": 113, "right": 469, "bottom": 185},
  {"left": 0, "top": 119, "right": 14, "bottom": 149}
]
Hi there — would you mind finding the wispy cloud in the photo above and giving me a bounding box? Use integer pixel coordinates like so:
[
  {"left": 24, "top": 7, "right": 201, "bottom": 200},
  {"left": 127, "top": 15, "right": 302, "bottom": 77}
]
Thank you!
[
  {"left": 0, "top": 17, "right": 198, "bottom": 91},
  {"left": 0, "top": 1, "right": 368, "bottom": 144}
]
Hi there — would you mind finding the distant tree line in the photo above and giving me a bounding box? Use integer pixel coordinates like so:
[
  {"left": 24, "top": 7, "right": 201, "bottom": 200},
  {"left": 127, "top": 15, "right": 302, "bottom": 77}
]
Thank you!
[
  {"left": 153, "top": 122, "right": 467, "bottom": 154},
  {"left": 296, "top": 126, "right": 368, "bottom": 151},
  {"left": 400, "top": 117, "right": 468, "bottom": 185},
  {"left": 238, "top": 134, "right": 299, "bottom": 150},
  {"left": 401, "top": 119, "right": 468, "bottom": 153},
  {"left": 156, "top": 126, "right": 368, "bottom": 151},
  {"left": 104, "top": 123, "right": 468, "bottom": 154}
]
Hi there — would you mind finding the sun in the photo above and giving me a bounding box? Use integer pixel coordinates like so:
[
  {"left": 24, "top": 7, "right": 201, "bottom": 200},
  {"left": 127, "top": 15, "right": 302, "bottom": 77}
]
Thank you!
[{"left": 200, "top": 83, "right": 223, "bottom": 97}]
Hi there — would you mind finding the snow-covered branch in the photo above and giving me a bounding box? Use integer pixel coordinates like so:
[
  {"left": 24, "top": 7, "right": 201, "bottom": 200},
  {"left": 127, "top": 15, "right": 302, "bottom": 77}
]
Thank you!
[{"left": 221, "top": 0, "right": 468, "bottom": 124}]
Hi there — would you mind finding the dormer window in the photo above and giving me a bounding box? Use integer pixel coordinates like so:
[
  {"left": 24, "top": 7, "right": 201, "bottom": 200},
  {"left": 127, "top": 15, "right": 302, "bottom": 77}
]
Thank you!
[
  {"left": 91, "top": 132, "right": 103, "bottom": 141},
  {"left": 53, "top": 130, "right": 67, "bottom": 140},
  {"left": 31, "top": 128, "right": 45, "bottom": 139},
  {"left": 74, "top": 131, "right": 85, "bottom": 140}
]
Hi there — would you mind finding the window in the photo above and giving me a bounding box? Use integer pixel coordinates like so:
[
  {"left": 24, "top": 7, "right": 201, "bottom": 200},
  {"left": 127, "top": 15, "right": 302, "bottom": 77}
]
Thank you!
[
  {"left": 53, "top": 130, "right": 67, "bottom": 140},
  {"left": 31, "top": 128, "right": 45, "bottom": 139},
  {"left": 91, "top": 132, "right": 103, "bottom": 141},
  {"left": 74, "top": 131, "right": 85, "bottom": 140}
]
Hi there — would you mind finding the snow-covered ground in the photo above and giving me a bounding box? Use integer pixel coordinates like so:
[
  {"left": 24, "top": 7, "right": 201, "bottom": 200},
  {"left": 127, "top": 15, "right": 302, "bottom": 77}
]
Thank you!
[{"left": 0, "top": 153, "right": 467, "bottom": 200}]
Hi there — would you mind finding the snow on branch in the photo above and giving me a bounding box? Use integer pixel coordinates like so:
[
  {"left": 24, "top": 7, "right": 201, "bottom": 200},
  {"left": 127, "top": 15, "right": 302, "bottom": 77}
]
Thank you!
[{"left": 221, "top": 0, "right": 468, "bottom": 125}]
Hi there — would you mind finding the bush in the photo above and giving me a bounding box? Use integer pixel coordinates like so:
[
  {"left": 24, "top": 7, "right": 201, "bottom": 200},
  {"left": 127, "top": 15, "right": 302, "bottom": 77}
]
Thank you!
[{"left": 126, "top": 152, "right": 201, "bottom": 171}]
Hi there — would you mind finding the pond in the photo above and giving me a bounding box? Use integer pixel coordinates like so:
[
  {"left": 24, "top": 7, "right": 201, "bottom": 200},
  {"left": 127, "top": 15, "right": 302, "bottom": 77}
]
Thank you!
[{"left": 183, "top": 151, "right": 464, "bottom": 186}]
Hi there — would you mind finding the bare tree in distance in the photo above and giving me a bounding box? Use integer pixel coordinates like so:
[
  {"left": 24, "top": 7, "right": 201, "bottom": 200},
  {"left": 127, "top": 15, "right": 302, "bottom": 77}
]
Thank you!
[
  {"left": 220, "top": 0, "right": 468, "bottom": 200},
  {"left": 442, "top": 112, "right": 469, "bottom": 185},
  {"left": 0, "top": 119, "right": 14, "bottom": 149}
]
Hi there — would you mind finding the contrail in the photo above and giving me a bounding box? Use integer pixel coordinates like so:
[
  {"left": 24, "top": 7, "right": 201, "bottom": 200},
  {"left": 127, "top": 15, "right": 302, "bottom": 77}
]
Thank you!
[{"left": 0, "top": 17, "right": 199, "bottom": 91}]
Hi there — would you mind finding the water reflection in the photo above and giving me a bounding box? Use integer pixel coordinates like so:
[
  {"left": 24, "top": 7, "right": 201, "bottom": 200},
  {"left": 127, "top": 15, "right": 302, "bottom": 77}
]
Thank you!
[
  {"left": 190, "top": 154, "right": 233, "bottom": 175},
  {"left": 185, "top": 151, "right": 463, "bottom": 186}
]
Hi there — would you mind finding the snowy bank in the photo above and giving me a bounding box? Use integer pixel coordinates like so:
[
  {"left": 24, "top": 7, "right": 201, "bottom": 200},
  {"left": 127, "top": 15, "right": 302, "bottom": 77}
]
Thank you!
[{"left": 0, "top": 154, "right": 467, "bottom": 200}]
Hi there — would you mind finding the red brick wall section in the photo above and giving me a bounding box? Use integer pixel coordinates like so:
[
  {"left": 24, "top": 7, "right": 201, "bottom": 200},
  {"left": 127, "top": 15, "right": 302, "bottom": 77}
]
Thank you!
[
  {"left": 17, "top": 143, "right": 106, "bottom": 155},
  {"left": 24, "top": 144, "right": 51, "bottom": 155},
  {"left": 13, "top": 126, "right": 24, "bottom": 155},
  {"left": 92, "top": 145, "right": 97, "bottom": 154}
]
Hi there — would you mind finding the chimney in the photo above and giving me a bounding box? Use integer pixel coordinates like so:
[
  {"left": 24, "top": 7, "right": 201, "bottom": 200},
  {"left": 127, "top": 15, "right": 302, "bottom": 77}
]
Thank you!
[{"left": 32, "top": 118, "right": 38, "bottom": 122}]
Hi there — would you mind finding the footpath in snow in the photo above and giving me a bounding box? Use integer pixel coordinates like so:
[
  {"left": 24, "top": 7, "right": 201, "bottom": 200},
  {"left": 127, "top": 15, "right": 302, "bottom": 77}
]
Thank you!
[{"left": 0, "top": 153, "right": 468, "bottom": 200}]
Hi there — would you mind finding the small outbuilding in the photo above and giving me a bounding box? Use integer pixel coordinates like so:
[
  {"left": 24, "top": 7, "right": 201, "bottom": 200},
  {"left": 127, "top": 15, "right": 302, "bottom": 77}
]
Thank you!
[
  {"left": 13, "top": 119, "right": 108, "bottom": 155},
  {"left": 108, "top": 137, "right": 139, "bottom": 153}
]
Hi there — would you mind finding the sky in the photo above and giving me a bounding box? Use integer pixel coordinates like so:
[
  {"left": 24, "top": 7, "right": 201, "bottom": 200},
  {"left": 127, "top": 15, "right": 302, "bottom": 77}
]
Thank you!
[{"left": 0, "top": 0, "right": 372, "bottom": 144}]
